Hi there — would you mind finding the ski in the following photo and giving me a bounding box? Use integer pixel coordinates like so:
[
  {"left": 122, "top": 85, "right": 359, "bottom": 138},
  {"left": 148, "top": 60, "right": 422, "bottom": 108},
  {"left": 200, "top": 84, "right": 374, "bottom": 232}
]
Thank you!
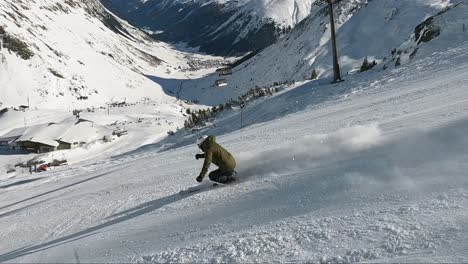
[{"left": 179, "top": 181, "right": 232, "bottom": 195}]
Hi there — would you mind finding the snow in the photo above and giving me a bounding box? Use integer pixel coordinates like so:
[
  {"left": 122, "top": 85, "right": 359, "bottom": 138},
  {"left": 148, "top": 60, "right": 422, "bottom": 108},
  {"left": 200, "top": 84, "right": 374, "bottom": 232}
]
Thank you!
[
  {"left": 105, "top": 0, "right": 317, "bottom": 56},
  {"left": 0, "top": 34, "right": 468, "bottom": 263},
  {"left": 0, "top": 100, "right": 190, "bottom": 178},
  {"left": 0, "top": 0, "right": 226, "bottom": 178},
  {"left": 0, "top": 0, "right": 223, "bottom": 109},
  {"left": 1, "top": 0, "right": 468, "bottom": 263},
  {"left": 177, "top": 0, "right": 315, "bottom": 29},
  {"left": 59, "top": 121, "right": 109, "bottom": 145},
  {"left": 175, "top": 0, "right": 468, "bottom": 106},
  {"left": 17, "top": 119, "right": 76, "bottom": 147},
  {"left": 13, "top": 117, "right": 111, "bottom": 149},
  {"left": 210, "top": 0, "right": 316, "bottom": 37},
  {"left": 0, "top": 127, "right": 26, "bottom": 141}
]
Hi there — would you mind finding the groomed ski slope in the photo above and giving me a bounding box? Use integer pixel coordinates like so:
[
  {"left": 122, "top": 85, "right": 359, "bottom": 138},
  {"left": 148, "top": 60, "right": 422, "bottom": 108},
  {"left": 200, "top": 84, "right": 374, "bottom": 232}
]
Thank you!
[{"left": 1, "top": 42, "right": 468, "bottom": 262}]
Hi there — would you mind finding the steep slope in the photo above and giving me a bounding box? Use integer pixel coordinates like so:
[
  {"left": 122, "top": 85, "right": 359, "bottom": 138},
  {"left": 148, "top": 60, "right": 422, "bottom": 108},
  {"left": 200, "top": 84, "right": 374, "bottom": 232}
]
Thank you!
[
  {"left": 236, "top": 0, "right": 468, "bottom": 85},
  {"left": 1, "top": 34, "right": 468, "bottom": 263},
  {"left": 101, "top": 0, "right": 316, "bottom": 56},
  {"left": 0, "top": 0, "right": 220, "bottom": 110},
  {"left": 176, "top": 0, "right": 468, "bottom": 106}
]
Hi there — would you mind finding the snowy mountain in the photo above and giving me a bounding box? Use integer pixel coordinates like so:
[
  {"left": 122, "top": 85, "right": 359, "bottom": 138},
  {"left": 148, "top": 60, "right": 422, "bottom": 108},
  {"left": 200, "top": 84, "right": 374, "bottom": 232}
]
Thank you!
[
  {"left": 1, "top": 25, "right": 468, "bottom": 263},
  {"left": 101, "top": 0, "right": 316, "bottom": 56},
  {"left": 1, "top": 0, "right": 468, "bottom": 263},
  {"left": 174, "top": 0, "right": 468, "bottom": 106},
  {"left": 0, "top": 0, "right": 229, "bottom": 173},
  {"left": 0, "top": 0, "right": 222, "bottom": 110}
]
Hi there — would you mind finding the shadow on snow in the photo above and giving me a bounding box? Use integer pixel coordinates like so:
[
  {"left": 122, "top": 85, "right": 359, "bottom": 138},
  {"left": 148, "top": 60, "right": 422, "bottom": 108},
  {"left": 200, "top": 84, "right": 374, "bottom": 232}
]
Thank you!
[
  {"left": 0, "top": 187, "right": 212, "bottom": 262},
  {"left": 0, "top": 178, "right": 44, "bottom": 190},
  {"left": 143, "top": 74, "right": 214, "bottom": 105},
  {"left": 0, "top": 166, "right": 134, "bottom": 212}
]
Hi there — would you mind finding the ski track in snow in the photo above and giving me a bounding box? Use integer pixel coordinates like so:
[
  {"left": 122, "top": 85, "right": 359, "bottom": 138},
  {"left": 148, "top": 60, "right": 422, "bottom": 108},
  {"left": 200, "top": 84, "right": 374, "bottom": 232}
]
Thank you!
[
  {"left": 141, "top": 192, "right": 467, "bottom": 263},
  {"left": 1, "top": 44, "right": 468, "bottom": 262},
  {"left": 1, "top": 12, "right": 468, "bottom": 264}
]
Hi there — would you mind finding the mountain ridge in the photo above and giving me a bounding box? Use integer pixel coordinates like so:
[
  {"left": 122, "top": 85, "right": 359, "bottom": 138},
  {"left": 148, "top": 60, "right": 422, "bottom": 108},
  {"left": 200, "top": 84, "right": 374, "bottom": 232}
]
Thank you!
[
  {"left": 0, "top": 0, "right": 222, "bottom": 109},
  {"left": 100, "top": 0, "right": 316, "bottom": 56}
]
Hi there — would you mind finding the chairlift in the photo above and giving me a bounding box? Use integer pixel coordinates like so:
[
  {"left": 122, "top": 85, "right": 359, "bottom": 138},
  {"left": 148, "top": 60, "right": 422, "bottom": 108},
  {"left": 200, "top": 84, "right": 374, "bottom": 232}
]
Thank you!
[{"left": 215, "top": 79, "right": 228, "bottom": 87}]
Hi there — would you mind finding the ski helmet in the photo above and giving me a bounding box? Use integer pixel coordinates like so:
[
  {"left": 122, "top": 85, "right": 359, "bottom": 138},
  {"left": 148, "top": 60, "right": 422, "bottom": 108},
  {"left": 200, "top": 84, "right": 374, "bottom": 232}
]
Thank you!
[{"left": 196, "top": 135, "right": 208, "bottom": 146}]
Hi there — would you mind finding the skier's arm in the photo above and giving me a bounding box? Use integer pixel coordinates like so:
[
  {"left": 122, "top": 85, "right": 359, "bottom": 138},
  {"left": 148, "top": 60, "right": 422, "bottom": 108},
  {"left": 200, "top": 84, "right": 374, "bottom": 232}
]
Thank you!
[
  {"left": 198, "top": 151, "right": 212, "bottom": 178},
  {"left": 195, "top": 153, "right": 206, "bottom": 160}
]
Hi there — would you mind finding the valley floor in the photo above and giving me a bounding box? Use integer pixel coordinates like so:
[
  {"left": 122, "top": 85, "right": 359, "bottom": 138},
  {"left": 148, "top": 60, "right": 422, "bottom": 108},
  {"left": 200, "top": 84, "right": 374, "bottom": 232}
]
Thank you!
[{"left": 1, "top": 42, "right": 468, "bottom": 263}]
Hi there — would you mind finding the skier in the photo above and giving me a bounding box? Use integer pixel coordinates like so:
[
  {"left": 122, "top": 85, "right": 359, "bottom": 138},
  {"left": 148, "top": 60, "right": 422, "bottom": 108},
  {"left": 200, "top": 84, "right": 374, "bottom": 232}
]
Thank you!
[{"left": 195, "top": 135, "right": 237, "bottom": 184}]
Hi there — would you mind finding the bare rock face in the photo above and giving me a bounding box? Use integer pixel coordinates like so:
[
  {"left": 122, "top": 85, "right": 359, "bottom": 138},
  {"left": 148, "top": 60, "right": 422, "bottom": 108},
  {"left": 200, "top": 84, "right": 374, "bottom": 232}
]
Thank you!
[{"left": 415, "top": 17, "right": 441, "bottom": 45}]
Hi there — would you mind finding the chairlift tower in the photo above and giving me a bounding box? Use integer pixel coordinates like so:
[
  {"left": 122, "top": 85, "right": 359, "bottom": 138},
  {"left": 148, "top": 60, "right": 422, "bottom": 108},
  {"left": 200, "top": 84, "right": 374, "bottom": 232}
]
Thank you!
[{"left": 327, "top": 0, "right": 343, "bottom": 83}]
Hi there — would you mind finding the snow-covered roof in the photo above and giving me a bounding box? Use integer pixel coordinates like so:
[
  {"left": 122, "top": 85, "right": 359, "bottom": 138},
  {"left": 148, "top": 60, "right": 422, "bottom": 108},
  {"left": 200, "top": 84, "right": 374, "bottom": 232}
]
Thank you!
[
  {"left": 16, "top": 122, "right": 69, "bottom": 147},
  {"left": 0, "top": 127, "right": 27, "bottom": 141},
  {"left": 15, "top": 118, "right": 112, "bottom": 147},
  {"left": 59, "top": 121, "right": 110, "bottom": 144}
]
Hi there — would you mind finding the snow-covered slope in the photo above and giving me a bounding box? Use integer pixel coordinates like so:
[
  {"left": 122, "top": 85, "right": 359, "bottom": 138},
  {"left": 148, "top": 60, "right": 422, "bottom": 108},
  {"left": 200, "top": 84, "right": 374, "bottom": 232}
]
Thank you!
[
  {"left": 175, "top": 0, "right": 468, "bottom": 105},
  {"left": 1, "top": 35, "right": 468, "bottom": 263},
  {"left": 0, "top": 0, "right": 221, "bottom": 110},
  {"left": 101, "top": 0, "right": 316, "bottom": 55},
  {"left": 1, "top": 0, "right": 468, "bottom": 263},
  {"left": 0, "top": 0, "right": 230, "bottom": 175}
]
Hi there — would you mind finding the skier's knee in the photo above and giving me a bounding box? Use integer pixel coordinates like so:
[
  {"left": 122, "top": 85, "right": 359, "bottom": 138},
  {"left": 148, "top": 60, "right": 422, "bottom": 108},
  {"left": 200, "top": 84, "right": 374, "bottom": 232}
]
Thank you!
[
  {"left": 208, "top": 172, "right": 217, "bottom": 182},
  {"left": 218, "top": 176, "right": 228, "bottom": 183}
]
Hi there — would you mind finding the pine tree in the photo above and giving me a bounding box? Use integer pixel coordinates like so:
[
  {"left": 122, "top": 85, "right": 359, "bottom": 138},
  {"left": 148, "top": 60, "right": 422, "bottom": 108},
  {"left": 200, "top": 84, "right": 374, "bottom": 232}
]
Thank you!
[
  {"left": 360, "top": 57, "right": 370, "bottom": 72},
  {"left": 360, "top": 57, "right": 377, "bottom": 72},
  {"left": 395, "top": 57, "right": 401, "bottom": 67},
  {"left": 311, "top": 69, "right": 318, "bottom": 80}
]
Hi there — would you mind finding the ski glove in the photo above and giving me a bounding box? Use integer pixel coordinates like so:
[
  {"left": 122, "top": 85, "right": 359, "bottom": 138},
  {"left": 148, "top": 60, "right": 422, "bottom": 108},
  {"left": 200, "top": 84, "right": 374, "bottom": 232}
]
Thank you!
[
  {"left": 195, "top": 154, "right": 205, "bottom": 160},
  {"left": 196, "top": 176, "right": 204, "bottom": 183}
]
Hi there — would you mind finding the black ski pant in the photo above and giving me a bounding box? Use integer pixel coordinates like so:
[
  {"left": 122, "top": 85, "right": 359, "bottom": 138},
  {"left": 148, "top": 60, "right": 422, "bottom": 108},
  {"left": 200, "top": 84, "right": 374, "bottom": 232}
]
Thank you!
[{"left": 209, "top": 169, "right": 235, "bottom": 184}]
